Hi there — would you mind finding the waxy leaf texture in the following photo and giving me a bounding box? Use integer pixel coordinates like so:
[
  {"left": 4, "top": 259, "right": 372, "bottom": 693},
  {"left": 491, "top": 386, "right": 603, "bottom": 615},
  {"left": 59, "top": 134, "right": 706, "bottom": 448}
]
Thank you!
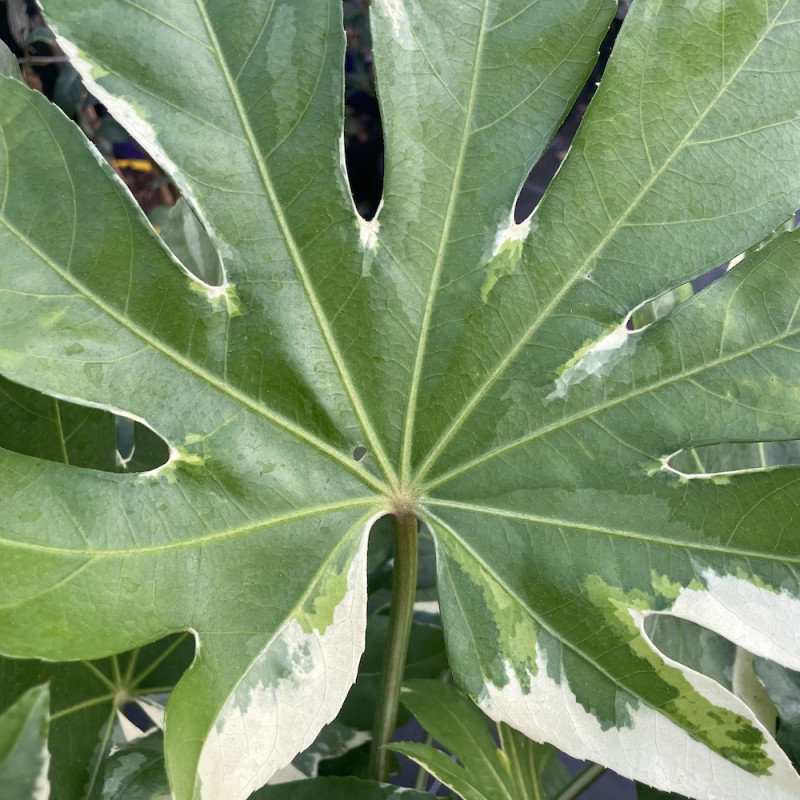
[{"left": 2, "top": 1, "right": 800, "bottom": 798}]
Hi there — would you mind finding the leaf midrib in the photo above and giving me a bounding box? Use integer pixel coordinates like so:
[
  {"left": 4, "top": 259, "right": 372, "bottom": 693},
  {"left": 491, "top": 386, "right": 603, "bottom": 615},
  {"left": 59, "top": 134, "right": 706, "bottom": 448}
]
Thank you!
[
  {"left": 413, "top": 0, "right": 792, "bottom": 486},
  {"left": 398, "top": 0, "right": 491, "bottom": 483},
  {"left": 0, "top": 496, "right": 380, "bottom": 557},
  {"left": 191, "top": 0, "right": 398, "bottom": 486},
  {"left": 424, "top": 498, "right": 800, "bottom": 565}
]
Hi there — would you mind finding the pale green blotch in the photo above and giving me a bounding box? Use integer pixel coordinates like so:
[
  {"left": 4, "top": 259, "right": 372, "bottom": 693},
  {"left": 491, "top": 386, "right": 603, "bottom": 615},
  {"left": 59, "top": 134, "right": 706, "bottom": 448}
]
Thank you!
[
  {"left": 733, "top": 567, "right": 781, "bottom": 595},
  {"left": 554, "top": 324, "right": 620, "bottom": 379},
  {"left": 583, "top": 574, "right": 773, "bottom": 775},
  {"left": 480, "top": 237, "right": 522, "bottom": 303},
  {"left": 651, "top": 570, "right": 703, "bottom": 600},
  {"left": 298, "top": 536, "right": 359, "bottom": 635},
  {"left": 457, "top": 550, "right": 540, "bottom": 690},
  {"left": 188, "top": 280, "right": 243, "bottom": 318}
]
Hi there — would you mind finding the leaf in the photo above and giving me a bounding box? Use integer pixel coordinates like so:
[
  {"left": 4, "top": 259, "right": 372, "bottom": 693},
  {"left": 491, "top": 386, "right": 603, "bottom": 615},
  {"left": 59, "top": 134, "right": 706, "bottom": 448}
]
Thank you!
[
  {"left": 338, "top": 618, "right": 447, "bottom": 731},
  {"left": 392, "top": 679, "right": 557, "bottom": 800},
  {"left": 0, "top": 375, "right": 169, "bottom": 472},
  {"left": 0, "top": 39, "right": 22, "bottom": 81},
  {"left": 393, "top": 680, "right": 515, "bottom": 800},
  {"left": 2, "top": 1, "right": 800, "bottom": 799},
  {"left": 0, "top": 684, "right": 50, "bottom": 800},
  {"left": 99, "top": 731, "right": 169, "bottom": 800},
  {"left": 251, "top": 775, "right": 432, "bottom": 800},
  {"left": 158, "top": 199, "right": 223, "bottom": 288},
  {"left": 0, "top": 634, "right": 193, "bottom": 800},
  {"left": 754, "top": 659, "right": 800, "bottom": 770}
]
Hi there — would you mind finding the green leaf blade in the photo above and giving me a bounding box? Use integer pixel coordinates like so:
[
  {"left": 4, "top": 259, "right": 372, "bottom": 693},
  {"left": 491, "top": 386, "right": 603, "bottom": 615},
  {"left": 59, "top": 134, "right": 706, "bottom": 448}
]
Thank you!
[{"left": 0, "top": 685, "right": 50, "bottom": 800}]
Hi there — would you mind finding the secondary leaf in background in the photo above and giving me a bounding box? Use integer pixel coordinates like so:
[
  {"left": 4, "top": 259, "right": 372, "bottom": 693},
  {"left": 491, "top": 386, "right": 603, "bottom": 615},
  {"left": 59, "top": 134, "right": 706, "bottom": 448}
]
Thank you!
[
  {"left": 0, "top": 634, "right": 193, "bottom": 799},
  {"left": 252, "top": 775, "right": 432, "bottom": 800},
  {"left": 754, "top": 659, "right": 800, "bottom": 771},
  {"left": 2, "top": 2, "right": 800, "bottom": 799},
  {"left": 99, "top": 731, "right": 169, "bottom": 800},
  {"left": 0, "top": 375, "right": 169, "bottom": 472},
  {"left": 0, "top": 684, "right": 50, "bottom": 800},
  {"left": 392, "top": 679, "right": 562, "bottom": 800},
  {"left": 338, "top": 618, "right": 447, "bottom": 732},
  {"left": 0, "top": 38, "right": 21, "bottom": 80}
]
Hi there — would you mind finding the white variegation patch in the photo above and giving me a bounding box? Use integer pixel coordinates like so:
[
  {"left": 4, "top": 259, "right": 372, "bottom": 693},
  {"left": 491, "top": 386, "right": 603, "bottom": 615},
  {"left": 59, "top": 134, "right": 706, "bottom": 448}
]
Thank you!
[
  {"left": 491, "top": 215, "right": 532, "bottom": 257},
  {"left": 380, "top": 0, "right": 416, "bottom": 50},
  {"left": 33, "top": 746, "right": 49, "bottom": 800},
  {"left": 670, "top": 568, "right": 800, "bottom": 671},
  {"left": 478, "top": 644, "right": 800, "bottom": 800},
  {"left": 359, "top": 217, "right": 380, "bottom": 252},
  {"left": 546, "top": 324, "right": 633, "bottom": 401},
  {"left": 196, "top": 523, "right": 372, "bottom": 800}
]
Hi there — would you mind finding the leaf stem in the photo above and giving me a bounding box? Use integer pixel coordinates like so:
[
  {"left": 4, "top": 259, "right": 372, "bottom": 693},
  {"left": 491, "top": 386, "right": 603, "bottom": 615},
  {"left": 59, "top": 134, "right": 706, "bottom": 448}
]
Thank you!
[
  {"left": 552, "top": 763, "right": 607, "bottom": 800},
  {"left": 368, "top": 511, "right": 419, "bottom": 782}
]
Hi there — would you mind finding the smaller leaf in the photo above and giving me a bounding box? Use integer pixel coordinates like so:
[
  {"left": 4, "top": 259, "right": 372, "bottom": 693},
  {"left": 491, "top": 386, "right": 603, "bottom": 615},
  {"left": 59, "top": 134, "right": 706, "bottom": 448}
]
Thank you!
[
  {"left": 158, "top": 198, "right": 223, "bottom": 287},
  {"left": 0, "top": 683, "right": 50, "bottom": 799},
  {"left": 0, "top": 40, "right": 22, "bottom": 81},
  {"left": 391, "top": 741, "right": 491, "bottom": 800},
  {"left": 100, "top": 730, "right": 169, "bottom": 800},
  {"left": 289, "top": 721, "right": 370, "bottom": 779},
  {"left": 754, "top": 659, "right": 800, "bottom": 771},
  {"left": 391, "top": 680, "right": 515, "bottom": 800},
  {"left": 251, "top": 775, "right": 432, "bottom": 800}
]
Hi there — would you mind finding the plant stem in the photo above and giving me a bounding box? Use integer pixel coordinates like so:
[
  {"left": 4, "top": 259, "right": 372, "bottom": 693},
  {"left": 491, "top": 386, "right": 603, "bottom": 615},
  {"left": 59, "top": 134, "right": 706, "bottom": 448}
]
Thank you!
[
  {"left": 368, "top": 511, "right": 419, "bottom": 782},
  {"left": 552, "top": 763, "right": 607, "bottom": 800}
]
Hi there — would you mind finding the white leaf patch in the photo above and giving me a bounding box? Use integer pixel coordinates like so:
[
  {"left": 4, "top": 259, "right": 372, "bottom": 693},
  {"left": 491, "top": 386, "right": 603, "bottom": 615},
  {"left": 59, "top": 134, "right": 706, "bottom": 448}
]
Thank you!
[
  {"left": 196, "top": 523, "right": 372, "bottom": 800},
  {"left": 670, "top": 568, "right": 800, "bottom": 671},
  {"left": 546, "top": 325, "right": 634, "bottom": 401},
  {"left": 478, "top": 644, "right": 800, "bottom": 800}
]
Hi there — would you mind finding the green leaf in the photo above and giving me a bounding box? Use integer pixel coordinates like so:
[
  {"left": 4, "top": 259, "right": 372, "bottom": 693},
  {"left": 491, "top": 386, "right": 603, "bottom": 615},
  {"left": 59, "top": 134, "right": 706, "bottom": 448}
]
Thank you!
[
  {"left": 99, "top": 731, "right": 169, "bottom": 800},
  {"left": 0, "top": 684, "right": 50, "bottom": 799},
  {"left": 158, "top": 199, "right": 223, "bottom": 288},
  {"left": 338, "top": 618, "right": 447, "bottom": 731},
  {"left": 250, "top": 775, "right": 432, "bottom": 800},
  {"left": 393, "top": 680, "right": 516, "bottom": 800},
  {"left": 393, "top": 679, "right": 558, "bottom": 800},
  {"left": 0, "top": 634, "right": 193, "bottom": 800},
  {"left": 2, "top": 1, "right": 800, "bottom": 799},
  {"left": 0, "top": 375, "right": 169, "bottom": 472},
  {"left": 754, "top": 659, "right": 800, "bottom": 770},
  {"left": 0, "top": 40, "right": 22, "bottom": 81}
]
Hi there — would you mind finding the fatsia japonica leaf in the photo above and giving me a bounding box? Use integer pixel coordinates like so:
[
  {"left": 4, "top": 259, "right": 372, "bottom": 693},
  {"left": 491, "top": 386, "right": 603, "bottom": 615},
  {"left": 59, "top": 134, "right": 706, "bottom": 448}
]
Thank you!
[
  {"left": 0, "top": 685, "right": 49, "bottom": 799},
  {"left": 2, "top": 1, "right": 800, "bottom": 799}
]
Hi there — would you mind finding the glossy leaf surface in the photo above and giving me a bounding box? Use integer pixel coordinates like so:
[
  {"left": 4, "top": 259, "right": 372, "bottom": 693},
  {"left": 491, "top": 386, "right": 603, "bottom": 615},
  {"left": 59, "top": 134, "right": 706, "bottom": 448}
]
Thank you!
[{"left": 2, "top": 1, "right": 800, "bottom": 799}]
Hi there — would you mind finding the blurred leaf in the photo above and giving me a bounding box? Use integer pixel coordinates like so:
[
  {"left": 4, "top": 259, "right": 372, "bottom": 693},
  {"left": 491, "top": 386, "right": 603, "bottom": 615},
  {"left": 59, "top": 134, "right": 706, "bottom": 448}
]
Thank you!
[
  {"left": 0, "top": 684, "right": 50, "bottom": 800},
  {"left": 392, "top": 680, "right": 526, "bottom": 800},
  {"left": 0, "top": 375, "right": 169, "bottom": 472},
  {"left": 252, "top": 776, "right": 431, "bottom": 799},
  {"left": 158, "top": 198, "right": 223, "bottom": 287},
  {"left": 100, "top": 731, "right": 169, "bottom": 800},
  {"left": 754, "top": 659, "right": 800, "bottom": 770},
  {"left": 645, "top": 615, "right": 735, "bottom": 691},
  {"left": 0, "top": 40, "right": 22, "bottom": 81},
  {"left": 0, "top": 634, "right": 193, "bottom": 800},
  {"left": 339, "top": 619, "right": 446, "bottom": 731},
  {"left": 53, "top": 62, "right": 84, "bottom": 116}
]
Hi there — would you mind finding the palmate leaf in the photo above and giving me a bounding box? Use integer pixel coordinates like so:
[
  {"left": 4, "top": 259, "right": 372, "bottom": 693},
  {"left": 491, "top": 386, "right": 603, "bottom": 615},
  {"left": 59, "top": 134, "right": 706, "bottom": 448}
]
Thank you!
[{"left": 1, "top": 1, "right": 800, "bottom": 799}]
